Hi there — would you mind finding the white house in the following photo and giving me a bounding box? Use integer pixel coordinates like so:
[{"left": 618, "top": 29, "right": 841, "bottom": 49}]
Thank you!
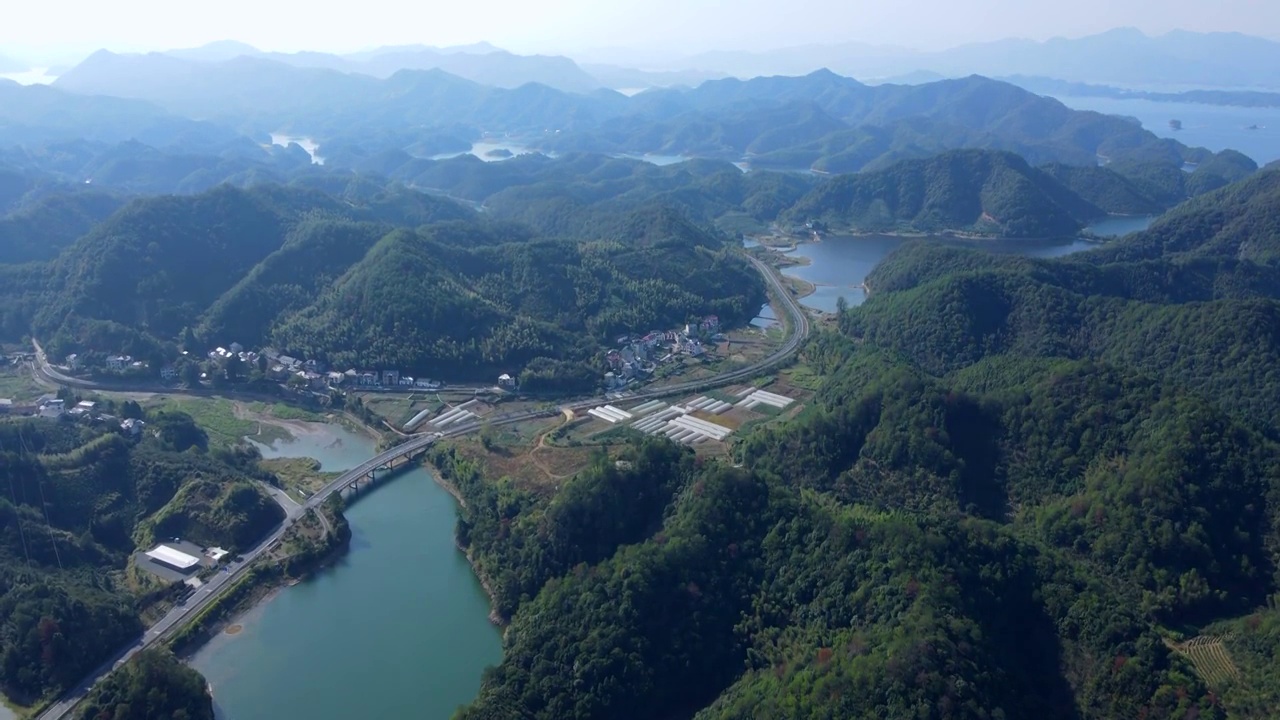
[{"left": 106, "top": 355, "right": 131, "bottom": 371}]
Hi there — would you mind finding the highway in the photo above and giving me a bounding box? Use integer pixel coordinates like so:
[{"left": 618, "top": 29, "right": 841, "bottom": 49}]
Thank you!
[{"left": 34, "top": 253, "right": 808, "bottom": 720}]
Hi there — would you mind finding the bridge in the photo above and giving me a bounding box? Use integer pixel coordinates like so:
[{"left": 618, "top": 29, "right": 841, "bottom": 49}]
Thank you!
[{"left": 35, "top": 253, "right": 809, "bottom": 720}]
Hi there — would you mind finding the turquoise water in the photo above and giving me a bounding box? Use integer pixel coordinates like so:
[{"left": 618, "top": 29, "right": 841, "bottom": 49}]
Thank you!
[{"left": 192, "top": 426, "right": 502, "bottom": 720}]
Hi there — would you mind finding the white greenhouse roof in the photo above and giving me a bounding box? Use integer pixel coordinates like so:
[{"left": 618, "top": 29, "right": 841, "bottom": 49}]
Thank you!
[{"left": 146, "top": 545, "right": 200, "bottom": 570}]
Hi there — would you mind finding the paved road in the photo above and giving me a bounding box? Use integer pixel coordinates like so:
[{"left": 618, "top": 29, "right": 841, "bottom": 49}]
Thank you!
[{"left": 35, "top": 254, "right": 807, "bottom": 720}]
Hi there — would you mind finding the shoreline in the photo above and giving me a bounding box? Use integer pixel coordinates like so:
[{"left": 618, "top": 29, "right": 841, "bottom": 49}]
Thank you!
[
  {"left": 173, "top": 450, "right": 505, "bottom": 669},
  {"left": 422, "top": 462, "right": 507, "bottom": 628}
]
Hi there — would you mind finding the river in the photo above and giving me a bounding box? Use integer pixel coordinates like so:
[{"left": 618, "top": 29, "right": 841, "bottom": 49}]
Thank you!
[
  {"left": 772, "top": 216, "right": 1154, "bottom": 313},
  {"left": 191, "top": 423, "right": 502, "bottom": 719}
]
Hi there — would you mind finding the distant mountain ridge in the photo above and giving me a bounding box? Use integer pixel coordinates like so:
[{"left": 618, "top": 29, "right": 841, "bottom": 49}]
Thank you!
[
  {"left": 663, "top": 29, "right": 1280, "bottom": 90},
  {"left": 158, "top": 40, "right": 601, "bottom": 93}
]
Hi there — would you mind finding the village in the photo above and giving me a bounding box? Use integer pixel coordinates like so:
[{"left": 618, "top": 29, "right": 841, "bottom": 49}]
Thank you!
[
  {"left": 27, "top": 312, "right": 731, "bottom": 398},
  {"left": 601, "top": 314, "right": 723, "bottom": 390},
  {"left": 0, "top": 311, "right": 773, "bottom": 436}
]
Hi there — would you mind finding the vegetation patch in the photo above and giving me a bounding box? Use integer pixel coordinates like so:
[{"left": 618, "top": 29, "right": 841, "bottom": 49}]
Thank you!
[
  {"left": 261, "top": 456, "right": 339, "bottom": 498},
  {"left": 1168, "top": 635, "right": 1241, "bottom": 687},
  {"left": 143, "top": 396, "right": 291, "bottom": 447}
]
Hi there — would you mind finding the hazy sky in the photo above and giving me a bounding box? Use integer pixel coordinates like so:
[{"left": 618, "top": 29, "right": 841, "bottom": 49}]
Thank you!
[{"left": 3, "top": 0, "right": 1279, "bottom": 63}]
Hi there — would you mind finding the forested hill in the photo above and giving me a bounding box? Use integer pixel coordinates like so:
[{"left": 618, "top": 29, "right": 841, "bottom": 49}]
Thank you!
[
  {"left": 0, "top": 412, "right": 280, "bottom": 710},
  {"left": 0, "top": 181, "right": 764, "bottom": 384},
  {"left": 842, "top": 168, "right": 1280, "bottom": 432},
  {"left": 271, "top": 207, "right": 765, "bottom": 379},
  {"left": 1083, "top": 167, "right": 1280, "bottom": 265},
  {"left": 449, "top": 159, "right": 1280, "bottom": 720},
  {"left": 783, "top": 149, "right": 1104, "bottom": 236},
  {"left": 22, "top": 58, "right": 1249, "bottom": 192}
]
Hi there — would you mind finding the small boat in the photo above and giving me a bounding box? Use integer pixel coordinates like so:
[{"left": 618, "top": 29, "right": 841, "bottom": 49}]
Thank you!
[
  {"left": 1245, "top": 124, "right": 1262, "bottom": 131},
  {"left": 1169, "top": 119, "right": 1183, "bottom": 131}
]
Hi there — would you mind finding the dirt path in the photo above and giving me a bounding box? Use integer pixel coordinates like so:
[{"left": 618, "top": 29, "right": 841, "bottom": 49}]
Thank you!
[{"left": 526, "top": 415, "right": 579, "bottom": 481}]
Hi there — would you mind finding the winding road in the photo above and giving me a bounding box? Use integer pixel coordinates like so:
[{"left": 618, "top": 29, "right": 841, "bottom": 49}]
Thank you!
[{"left": 34, "top": 253, "right": 809, "bottom": 720}]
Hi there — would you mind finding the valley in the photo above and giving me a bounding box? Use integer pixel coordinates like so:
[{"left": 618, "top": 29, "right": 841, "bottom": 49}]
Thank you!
[{"left": 3, "top": 27, "right": 1280, "bottom": 720}]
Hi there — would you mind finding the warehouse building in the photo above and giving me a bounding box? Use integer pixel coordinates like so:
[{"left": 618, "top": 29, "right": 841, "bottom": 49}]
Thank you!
[{"left": 145, "top": 544, "right": 202, "bottom": 574}]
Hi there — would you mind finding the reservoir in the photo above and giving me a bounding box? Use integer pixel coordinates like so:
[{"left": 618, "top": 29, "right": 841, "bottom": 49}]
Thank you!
[
  {"left": 1052, "top": 95, "right": 1280, "bottom": 165},
  {"left": 1084, "top": 214, "right": 1157, "bottom": 238},
  {"left": 191, "top": 424, "right": 502, "bottom": 719},
  {"left": 269, "top": 133, "right": 325, "bottom": 165},
  {"left": 781, "top": 235, "right": 1100, "bottom": 313}
]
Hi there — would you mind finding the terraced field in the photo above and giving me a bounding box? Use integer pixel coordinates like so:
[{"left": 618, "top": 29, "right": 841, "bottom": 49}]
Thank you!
[{"left": 1169, "top": 635, "right": 1242, "bottom": 687}]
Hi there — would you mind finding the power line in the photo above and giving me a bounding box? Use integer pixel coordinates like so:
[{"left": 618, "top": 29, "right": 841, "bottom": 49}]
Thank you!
[
  {"left": 3, "top": 431, "right": 33, "bottom": 570},
  {"left": 18, "top": 425, "right": 62, "bottom": 571}
]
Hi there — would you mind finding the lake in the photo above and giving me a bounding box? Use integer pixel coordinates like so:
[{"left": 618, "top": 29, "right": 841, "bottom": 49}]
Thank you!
[
  {"left": 269, "top": 134, "right": 324, "bottom": 165},
  {"left": 0, "top": 68, "right": 55, "bottom": 85},
  {"left": 191, "top": 424, "right": 501, "bottom": 720},
  {"left": 1053, "top": 95, "right": 1280, "bottom": 165},
  {"left": 780, "top": 235, "right": 1099, "bottom": 313},
  {"left": 1084, "top": 215, "right": 1157, "bottom": 237},
  {"left": 245, "top": 421, "right": 375, "bottom": 472}
]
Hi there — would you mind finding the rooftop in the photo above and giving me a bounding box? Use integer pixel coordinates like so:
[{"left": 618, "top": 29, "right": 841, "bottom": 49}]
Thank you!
[{"left": 145, "top": 544, "right": 200, "bottom": 570}]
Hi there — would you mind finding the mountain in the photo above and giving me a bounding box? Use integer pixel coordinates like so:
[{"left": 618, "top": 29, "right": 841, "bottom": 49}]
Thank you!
[
  {"left": 784, "top": 149, "right": 1104, "bottom": 236},
  {"left": 543, "top": 72, "right": 1218, "bottom": 177},
  {"left": 0, "top": 179, "right": 761, "bottom": 386},
  {"left": 270, "top": 206, "right": 765, "bottom": 381},
  {"left": 0, "top": 412, "right": 282, "bottom": 707},
  {"left": 1040, "top": 163, "right": 1167, "bottom": 215},
  {"left": 927, "top": 29, "right": 1280, "bottom": 90},
  {"left": 443, "top": 167, "right": 1280, "bottom": 720},
  {"left": 52, "top": 52, "right": 622, "bottom": 137},
  {"left": 658, "top": 29, "right": 1280, "bottom": 90},
  {"left": 47, "top": 57, "right": 1237, "bottom": 188},
  {"left": 1085, "top": 168, "right": 1280, "bottom": 266},
  {"left": 0, "top": 191, "right": 127, "bottom": 264},
  {"left": 53, "top": 51, "right": 379, "bottom": 123},
  {"left": 164, "top": 40, "right": 262, "bottom": 63},
  {"left": 335, "top": 49, "right": 601, "bottom": 92},
  {"left": 0, "top": 80, "right": 229, "bottom": 146},
  {"left": 844, "top": 170, "right": 1280, "bottom": 430},
  {"left": 158, "top": 41, "right": 601, "bottom": 93}
]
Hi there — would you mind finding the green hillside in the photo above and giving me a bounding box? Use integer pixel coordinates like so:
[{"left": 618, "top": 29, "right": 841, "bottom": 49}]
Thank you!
[
  {"left": 444, "top": 167, "right": 1280, "bottom": 720},
  {"left": 0, "top": 412, "right": 282, "bottom": 706},
  {"left": 272, "top": 207, "right": 765, "bottom": 380},
  {"left": 785, "top": 149, "right": 1103, "bottom": 236}
]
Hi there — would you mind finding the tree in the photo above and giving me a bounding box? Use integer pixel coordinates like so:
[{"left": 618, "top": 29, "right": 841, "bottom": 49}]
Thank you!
[
  {"left": 120, "top": 400, "right": 144, "bottom": 420},
  {"left": 179, "top": 326, "right": 199, "bottom": 352},
  {"left": 225, "top": 355, "right": 245, "bottom": 382},
  {"left": 180, "top": 362, "right": 202, "bottom": 388}
]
